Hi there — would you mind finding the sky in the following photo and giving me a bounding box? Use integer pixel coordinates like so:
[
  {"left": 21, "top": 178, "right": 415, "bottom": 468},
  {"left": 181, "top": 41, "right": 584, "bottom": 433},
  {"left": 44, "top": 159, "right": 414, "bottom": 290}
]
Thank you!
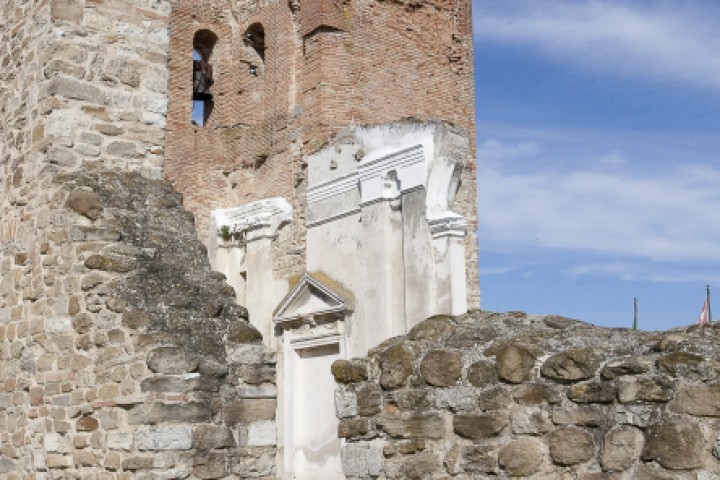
[{"left": 472, "top": 0, "right": 720, "bottom": 331}]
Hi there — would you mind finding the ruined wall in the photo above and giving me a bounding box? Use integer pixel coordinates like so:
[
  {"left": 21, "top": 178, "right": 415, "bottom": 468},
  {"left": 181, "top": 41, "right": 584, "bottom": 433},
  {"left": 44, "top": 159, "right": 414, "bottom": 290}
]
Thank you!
[
  {"left": 334, "top": 311, "right": 720, "bottom": 479},
  {"left": 1, "top": 1, "right": 277, "bottom": 477},
  {"left": 163, "top": 0, "right": 479, "bottom": 307}
]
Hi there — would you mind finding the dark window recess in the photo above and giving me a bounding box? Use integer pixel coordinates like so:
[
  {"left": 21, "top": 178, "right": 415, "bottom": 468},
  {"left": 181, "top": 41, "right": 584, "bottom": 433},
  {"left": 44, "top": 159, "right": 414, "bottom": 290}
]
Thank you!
[{"left": 193, "top": 59, "right": 214, "bottom": 100}]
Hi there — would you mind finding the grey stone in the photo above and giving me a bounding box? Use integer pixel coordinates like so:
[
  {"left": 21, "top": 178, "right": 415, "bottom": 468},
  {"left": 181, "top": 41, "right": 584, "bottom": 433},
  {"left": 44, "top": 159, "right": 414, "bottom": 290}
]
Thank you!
[
  {"left": 656, "top": 352, "right": 703, "bottom": 376},
  {"left": 0, "top": 457, "right": 17, "bottom": 474},
  {"left": 601, "top": 357, "right": 651, "bottom": 379},
  {"left": 147, "top": 347, "right": 199, "bottom": 374},
  {"left": 420, "top": 350, "right": 462, "bottom": 387},
  {"left": 193, "top": 452, "right": 228, "bottom": 479},
  {"left": 669, "top": 383, "right": 720, "bottom": 416},
  {"left": 477, "top": 385, "right": 512, "bottom": 411},
  {"left": 541, "top": 348, "right": 602, "bottom": 382},
  {"left": 496, "top": 344, "right": 536, "bottom": 383},
  {"left": 514, "top": 382, "right": 562, "bottom": 405},
  {"left": 107, "top": 141, "right": 137, "bottom": 157},
  {"left": 227, "top": 321, "right": 262, "bottom": 343},
  {"left": 247, "top": 421, "right": 276, "bottom": 446},
  {"left": 462, "top": 445, "right": 498, "bottom": 474},
  {"left": 193, "top": 425, "right": 236, "bottom": 450},
  {"left": 467, "top": 360, "right": 498, "bottom": 387},
  {"left": 48, "top": 77, "right": 108, "bottom": 104},
  {"left": 553, "top": 405, "right": 608, "bottom": 427},
  {"left": 567, "top": 380, "right": 616, "bottom": 404},
  {"left": 401, "top": 453, "right": 441, "bottom": 479},
  {"left": 511, "top": 407, "right": 552, "bottom": 435},
  {"left": 642, "top": 418, "right": 705, "bottom": 469},
  {"left": 335, "top": 389, "right": 358, "bottom": 418},
  {"left": 432, "top": 386, "right": 477, "bottom": 411},
  {"left": 617, "top": 376, "right": 675, "bottom": 403},
  {"left": 601, "top": 425, "right": 644, "bottom": 472},
  {"left": 357, "top": 384, "right": 382, "bottom": 416},
  {"left": 377, "top": 412, "right": 445, "bottom": 439},
  {"left": 331, "top": 359, "right": 368, "bottom": 384},
  {"left": 453, "top": 413, "right": 508, "bottom": 439},
  {"left": 499, "top": 438, "right": 544, "bottom": 476},
  {"left": 222, "top": 399, "right": 276, "bottom": 424},
  {"left": 65, "top": 191, "right": 103, "bottom": 220},
  {"left": 549, "top": 426, "right": 595, "bottom": 465},
  {"left": 379, "top": 344, "right": 415, "bottom": 390},
  {"left": 128, "top": 402, "right": 215, "bottom": 425},
  {"left": 342, "top": 441, "right": 383, "bottom": 477},
  {"left": 137, "top": 425, "right": 192, "bottom": 450}
]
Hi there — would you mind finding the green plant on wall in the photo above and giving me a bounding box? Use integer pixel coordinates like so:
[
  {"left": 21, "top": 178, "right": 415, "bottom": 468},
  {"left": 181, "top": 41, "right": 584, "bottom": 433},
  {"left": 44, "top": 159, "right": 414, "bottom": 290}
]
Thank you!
[{"left": 219, "top": 225, "right": 232, "bottom": 241}]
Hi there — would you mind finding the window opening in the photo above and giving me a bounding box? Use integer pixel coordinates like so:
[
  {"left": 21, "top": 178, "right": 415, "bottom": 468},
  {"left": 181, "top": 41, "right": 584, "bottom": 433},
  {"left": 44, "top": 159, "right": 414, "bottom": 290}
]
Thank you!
[
  {"left": 243, "top": 23, "right": 266, "bottom": 75},
  {"left": 191, "top": 30, "right": 218, "bottom": 126}
]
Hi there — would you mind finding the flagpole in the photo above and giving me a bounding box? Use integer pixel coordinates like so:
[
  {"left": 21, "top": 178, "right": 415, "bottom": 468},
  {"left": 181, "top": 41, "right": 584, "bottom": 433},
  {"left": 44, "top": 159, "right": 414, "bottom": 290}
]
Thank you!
[
  {"left": 633, "top": 297, "right": 638, "bottom": 330},
  {"left": 707, "top": 285, "right": 712, "bottom": 324}
]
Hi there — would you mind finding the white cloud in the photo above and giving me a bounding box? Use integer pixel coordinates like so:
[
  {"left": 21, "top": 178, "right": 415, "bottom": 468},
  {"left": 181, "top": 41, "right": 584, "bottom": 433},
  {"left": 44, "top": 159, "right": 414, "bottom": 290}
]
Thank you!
[
  {"left": 473, "top": 0, "right": 720, "bottom": 91},
  {"left": 477, "top": 139, "right": 720, "bottom": 264}
]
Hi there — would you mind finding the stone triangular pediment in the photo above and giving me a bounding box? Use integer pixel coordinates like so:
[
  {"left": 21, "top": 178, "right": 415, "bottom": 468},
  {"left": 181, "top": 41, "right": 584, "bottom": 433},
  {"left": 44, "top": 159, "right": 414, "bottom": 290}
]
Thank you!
[{"left": 274, "top": 272, "right": 354, "bottom": 325}]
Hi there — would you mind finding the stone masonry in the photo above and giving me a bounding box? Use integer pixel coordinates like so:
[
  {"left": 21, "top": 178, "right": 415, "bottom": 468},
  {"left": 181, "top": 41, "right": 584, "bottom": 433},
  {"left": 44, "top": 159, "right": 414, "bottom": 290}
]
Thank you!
[{"left": 334, "top": 311, "right": 720, "bottom": 478}]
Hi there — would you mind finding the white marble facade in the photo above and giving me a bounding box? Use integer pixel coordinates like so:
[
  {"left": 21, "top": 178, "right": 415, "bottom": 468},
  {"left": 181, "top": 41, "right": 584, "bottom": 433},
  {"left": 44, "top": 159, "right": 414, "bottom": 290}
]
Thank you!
[{"left": 208, "top": 122, "right": 472, "bottom": 479}]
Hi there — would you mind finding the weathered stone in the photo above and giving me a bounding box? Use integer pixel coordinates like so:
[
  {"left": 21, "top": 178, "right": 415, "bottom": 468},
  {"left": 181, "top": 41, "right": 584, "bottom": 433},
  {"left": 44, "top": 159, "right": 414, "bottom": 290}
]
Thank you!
[
  {"left": 339, "top": 417, "right": 372, "bottom": 439},
  {"left": 541, "top": 349, "right": 602, "bottom": 382},
  {"left": 76, "top": 416, "right": 99, "bottom": 431},
  {"left": 377, "top": 413, "right": 445, "bottom": 439},
  {"left": 137, "top": 425, "right": 192, "bottom": 450},
  {"left": 460, "top": 445, "right": 497, "bottom": 474},
  {"left": 0, "top": 457, "right": 16, "bottom": 473},
  {"left": 401, "top": 453, "right": 441, "bottom": 479},
  {"left": 602, "top": 425, "right": 644, "bottom": 472},
  {"left": 477, "top": 385, "right": 512, "bottom": 411},
  {"left": 567, "top": 380, "right": 616, "bottom": 404},
  {"left": 65, "top": 191, "right": 103, "bottom": 220},
  {"left": 342, "top": 442, "right": 383, "bottom": 477},
  {"left": 617, "top": 376, "right": 675, "bottom": 403},
  {"left": 147, "top": 347, "right": 199, "bottom": 374},
  {"left": 467, "top": 360, "right": 498, "bottom": 387},
  {"left": 420, "top": 350, "right": 461, "bottom": 387},
  {"left": 433, "top": 386, "right": 477, "bottom": 411},
  {"left": 393, "top": 388, "right": 430, "bottom": 410},
  {"left": 335, "top": 389, "right": 358, "bottom": 418},
  {"left": 669, "top": 383, "right": 720, "bottom": 416},
  {"left": 193, "top": 425, "right": 236, "bottom": 450},
  {"left": 383, "top": 439, "right": 426, "bottom": 457},
  {"left": 50, "top": 0, "right": 83, "bottom": 22},
  {"left": 642, "top": 418, "right": 704, "bottom": 469},
  {"left": 553, "top": 405, "right": 608, "bottom": 427},
  {"left": 379, "top": 344, "right": 414, "bottom": 390},
  {"left": 453, "top": 413, "right": 508, "bottom": 439},
  {"left": 514, "top": 382, "right": 562, "bottom": 405},
  {"left": 496, "top": 344, "right": 536, "bottom": 383},
  {"left": 656, "top": 352, "right": 703, "bottom": 376},
  {"left": 331, "top": 359, "right": 368, "bottom": 384},
  {"left": 85, "top": 254, "right": 136, "bottom": 273},
  {"left": 511, "top": 407, "right": 552, "bottom": 435},
  {"left": 222, "top": 399, "right": 276, "bottom": 424},
  {"left": 247, "top": 421, "right": 276, "bottom": 446},
  {"left": 193, "top": 452, "right": 227, "bottom": 479},
  {"left": 227, "top": 321, "right": 262, "bottom": 343},
  {"left": 128, "top": 402, "right": 215, "bottom": 425},
  {"left": 549, "top": 427, "right": 595, "bottom": 465},
  {"left": 499, "top": 438, "right": 544, "bottom": 476},
  {"left": 601, "top": 357, "right": 651, "bottom": 379},
  {"left": 122, "top": 455, "right": 155, "bottom": 470},
  {"left": 408, "top": 315, "right": 454, "bottom": 341},
  {"left": 357, "top": 384, "right": 382, "bottom": 416},
  {"left": 48, "top": 77, "right": 108, "bottom": 104}
]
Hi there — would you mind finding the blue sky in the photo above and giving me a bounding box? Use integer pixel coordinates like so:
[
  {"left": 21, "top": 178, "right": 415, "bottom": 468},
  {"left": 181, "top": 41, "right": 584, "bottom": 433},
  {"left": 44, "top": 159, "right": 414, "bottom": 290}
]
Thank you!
[{"left": 472, "top": 0, "right": 720, "bottom": 330}]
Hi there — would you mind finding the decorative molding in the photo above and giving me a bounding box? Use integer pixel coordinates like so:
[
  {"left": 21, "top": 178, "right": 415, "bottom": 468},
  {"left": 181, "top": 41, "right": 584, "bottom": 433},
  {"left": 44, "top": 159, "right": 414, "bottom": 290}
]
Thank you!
[
  {"left": 211, "top": 197, "right": 292, "bottom": 242},
  {"left": 428, "top": 212, "right": 468, "bottom": 239},
  {"left": 273, "top": 272, "right": 354, "bottom": 328}
]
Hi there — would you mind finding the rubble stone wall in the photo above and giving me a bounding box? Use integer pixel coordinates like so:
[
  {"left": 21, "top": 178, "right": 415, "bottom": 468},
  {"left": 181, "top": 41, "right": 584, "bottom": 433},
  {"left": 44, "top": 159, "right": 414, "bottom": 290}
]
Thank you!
[{"left": 334, "top": 311, "right": 720, "bottom": 479}]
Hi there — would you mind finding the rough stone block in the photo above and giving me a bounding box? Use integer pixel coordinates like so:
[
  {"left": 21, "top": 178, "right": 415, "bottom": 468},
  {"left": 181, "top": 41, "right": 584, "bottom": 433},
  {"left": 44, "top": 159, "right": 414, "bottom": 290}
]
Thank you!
[
  {"left": 462, "top": 445, "right": 498, "bottom": 474},
  {"left": 48, "top": 77, "right": 108, "bottom": 104},
  {"left": 541, "top": 349, "right": 602, "bottom": 382},
  {"left": 467, "top": 360, "right": 498, "bottom": 387},
  {"left": 341, "top": 441, "right": 383, "bottom": 477},
  {"left": 669, "top": 383, "right": 720, "bottom": 416},
  {"left": 331, "top": 359, "right": 368, "bottom": 384},
  {"left": 128, "top": 402, "right": 215, "bottom": 425},
  {"left": 377, "top": 412, "right": 445, "bottom": 439},
  {"left": 511, "top": 407, "right": 552, "bottom": 435},
  {"left": 496, "top": 344, "right": 536, "bottom": 383},
  {"left": 567, "top": 380, "right": 616, "bottom": 404},
  {"left": 401, "top": 453, "right": 441, "bottom": 479},
  {"left": 420, "top": 350, "right": 461, "bottom": 387},
  {"left": 50, "top": 0, "right": 83, "bottom": 22},
  {"left": 549, "top": 426, "right": 595, "bottom": 465},
  {"left": 193, "top": 425, "right": 236, "bottom": 450},
  {"left": 602, "top": 425, "right": 644, "bottom": 472},
  {"left": 338, "top": 417, "right": 372, "bottom": 439},
  {"left": 107, "top": 432, "right": 133, "bottom": 451},
  {"left": 247, "top": 421, "right": 276, "bottom": 446},
  {"left": 137, "top": 425, "right": 192, "bottom": 450},
  {"left": 642, "top": 418, "right": 705, "bottom": 469},
  {"left": 453, "top": 413, "right": 508, "bottom": 439},
  {"left": 335, "top": 389, "right": 358, "bottom": 419},
  {"left": 617, "top": 376, "right": 675, "bottom": 403},
  {"left": 499, "top": 438, "right": 544, "bottom": 476},
  {"left": 147, "top": 347, "right": 199, "bottom": 374},
  {"left": 222, "top": 399, "right": 276, "bottom": 424},
  {"left": 65, "top": 191, "right": 103, "bottom": 220}
]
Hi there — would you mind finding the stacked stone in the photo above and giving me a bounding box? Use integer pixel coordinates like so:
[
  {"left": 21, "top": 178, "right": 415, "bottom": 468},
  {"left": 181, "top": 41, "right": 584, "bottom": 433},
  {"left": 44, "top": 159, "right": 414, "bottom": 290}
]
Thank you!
[
  {"left": 334, "top": 311, "right": 720, "bottom": 479},
  {"left": 2, "top": 168, "right": 278, "bottom": 478}
]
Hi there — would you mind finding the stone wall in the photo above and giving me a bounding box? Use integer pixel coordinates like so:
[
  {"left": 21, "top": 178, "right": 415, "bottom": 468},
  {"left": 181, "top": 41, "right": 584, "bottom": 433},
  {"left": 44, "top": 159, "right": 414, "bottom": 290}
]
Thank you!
[
  {"left": 334, "top": 311, "right": 720, "bottom": 479},
  {"left": 1, "top": 169, "right": 278, "bottom": 478}
]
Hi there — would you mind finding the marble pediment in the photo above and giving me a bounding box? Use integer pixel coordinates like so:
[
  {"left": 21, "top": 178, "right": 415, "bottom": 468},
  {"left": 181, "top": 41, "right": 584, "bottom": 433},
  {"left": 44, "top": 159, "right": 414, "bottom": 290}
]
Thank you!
[{"left": 273, "top": 272, "right": 354, "bottom": 327}]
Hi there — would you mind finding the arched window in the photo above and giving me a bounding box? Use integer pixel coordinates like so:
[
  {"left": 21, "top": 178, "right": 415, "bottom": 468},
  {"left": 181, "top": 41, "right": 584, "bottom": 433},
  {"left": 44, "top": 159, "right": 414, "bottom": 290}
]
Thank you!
[
  {"left": 192, "top": 29, "right": 218, "bottom": 126},
  {"left": 243, "top": 23, "right": 265, "bottom": 76}
]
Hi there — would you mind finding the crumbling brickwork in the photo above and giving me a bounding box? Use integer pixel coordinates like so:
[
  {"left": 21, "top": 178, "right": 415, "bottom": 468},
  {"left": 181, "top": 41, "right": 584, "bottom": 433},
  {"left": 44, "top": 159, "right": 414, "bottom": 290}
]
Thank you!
[
  {"left": 334, "top": 311, "right": 720, "bottom": 478},
  {"left": 164, "top": 0, "right": 480, "bottom": 305}
]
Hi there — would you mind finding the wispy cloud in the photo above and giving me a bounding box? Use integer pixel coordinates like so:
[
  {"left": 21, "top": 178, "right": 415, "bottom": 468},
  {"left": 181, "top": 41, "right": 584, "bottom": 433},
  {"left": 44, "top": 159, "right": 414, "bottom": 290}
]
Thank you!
[
  {"left": 473, "top": 0, "right": 720, "bottom": 91},
  {"left": 477, "top": 139, "right": 720, "bottom": 264}
]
